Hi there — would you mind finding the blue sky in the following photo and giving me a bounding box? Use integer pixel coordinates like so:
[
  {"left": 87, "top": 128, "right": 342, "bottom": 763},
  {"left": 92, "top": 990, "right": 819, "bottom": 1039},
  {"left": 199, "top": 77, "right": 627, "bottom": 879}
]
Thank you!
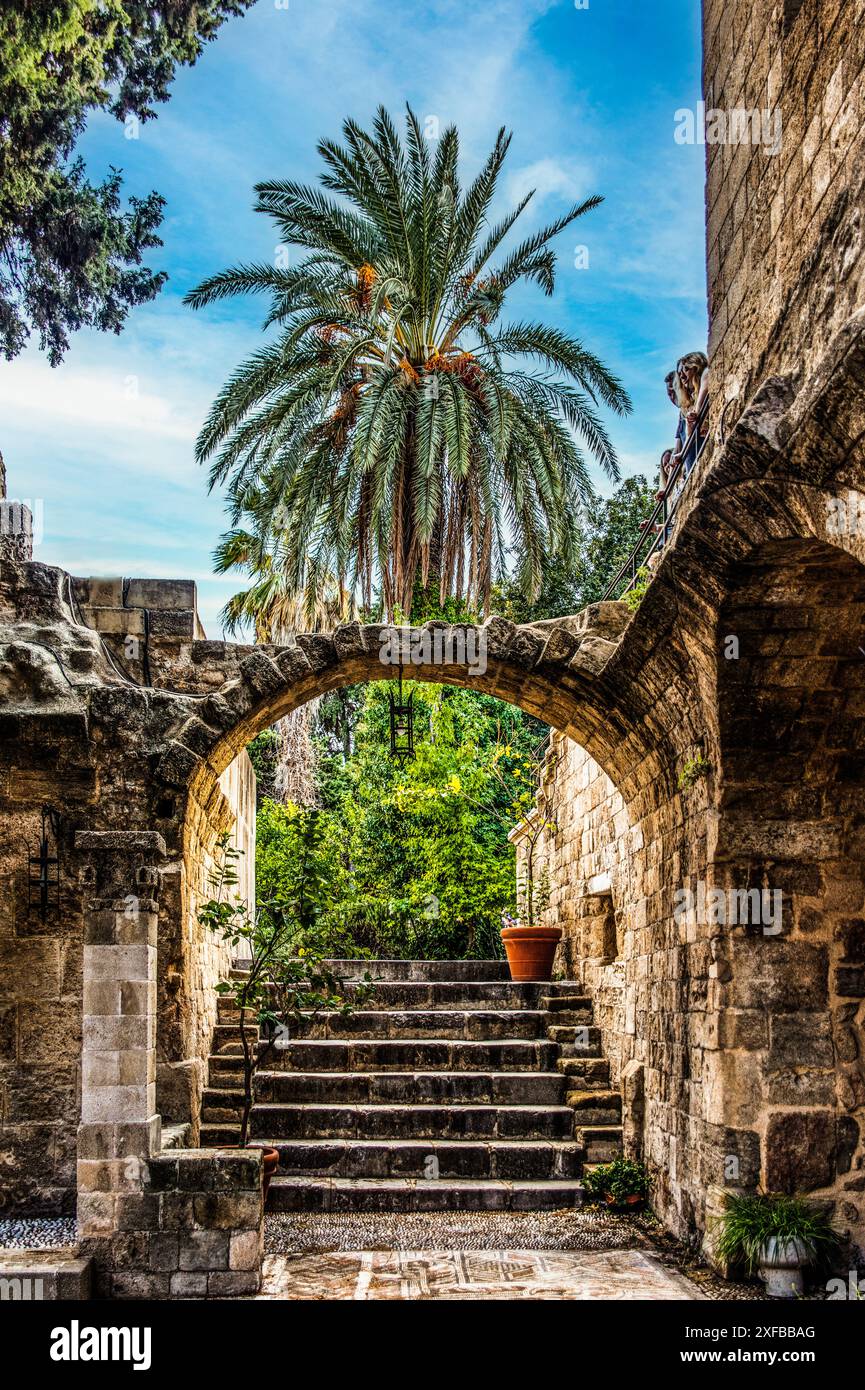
[{"left": 2, "top": 0, "right": 707, "bottom": 635}]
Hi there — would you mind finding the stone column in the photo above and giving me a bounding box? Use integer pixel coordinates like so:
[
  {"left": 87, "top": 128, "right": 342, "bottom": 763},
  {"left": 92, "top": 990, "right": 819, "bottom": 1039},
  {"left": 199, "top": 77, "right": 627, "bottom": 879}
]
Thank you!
[
  {"left": 74, "top": 828, "right": 264, "bottom": 1298},
  {"left": 75, "top": 830, "right": 164, "bottom": 1240}
]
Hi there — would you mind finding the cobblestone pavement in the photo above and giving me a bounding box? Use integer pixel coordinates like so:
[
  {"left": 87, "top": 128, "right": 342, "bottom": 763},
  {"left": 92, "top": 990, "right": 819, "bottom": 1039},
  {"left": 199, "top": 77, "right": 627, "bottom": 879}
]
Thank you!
[
  {"left": 265, "top": 1207, "right": 644, "bottom": 1254},
  {"left": 258, "top": 1247, "right": 704, "bottom": 1300},
  {"left": 0, "top": 1218, "right": 77, "bottom": 1250}
]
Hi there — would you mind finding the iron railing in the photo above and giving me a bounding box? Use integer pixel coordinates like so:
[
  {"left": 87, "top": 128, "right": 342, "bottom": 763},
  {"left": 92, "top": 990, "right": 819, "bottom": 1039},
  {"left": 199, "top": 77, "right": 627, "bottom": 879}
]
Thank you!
[{"left": 602, "top": 394, "right": 712, "bottom": 600}]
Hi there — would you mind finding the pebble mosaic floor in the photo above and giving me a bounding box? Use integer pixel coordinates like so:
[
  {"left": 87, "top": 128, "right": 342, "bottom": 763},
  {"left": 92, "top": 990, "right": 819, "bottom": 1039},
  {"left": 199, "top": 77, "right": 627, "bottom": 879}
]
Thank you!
[{"left": 258, "top": 1247, "right": 703, "bottom": 1300}]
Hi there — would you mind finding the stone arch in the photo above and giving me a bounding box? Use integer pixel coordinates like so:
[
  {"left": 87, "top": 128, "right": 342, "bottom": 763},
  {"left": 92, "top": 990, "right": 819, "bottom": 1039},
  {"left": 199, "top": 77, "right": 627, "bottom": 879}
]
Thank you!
[{"left": 150, "top": 612, "right": 662, "bottom": 1134}]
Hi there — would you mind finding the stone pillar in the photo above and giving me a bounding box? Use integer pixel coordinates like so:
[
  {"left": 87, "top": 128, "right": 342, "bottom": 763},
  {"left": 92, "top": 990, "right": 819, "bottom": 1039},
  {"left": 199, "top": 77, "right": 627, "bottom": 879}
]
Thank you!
[
  {"left": 75, "top": 830, "right": 164, "bottom": 1240},
  {"left": 74, "top": 828, "right": 264, "bottom": 1298}
]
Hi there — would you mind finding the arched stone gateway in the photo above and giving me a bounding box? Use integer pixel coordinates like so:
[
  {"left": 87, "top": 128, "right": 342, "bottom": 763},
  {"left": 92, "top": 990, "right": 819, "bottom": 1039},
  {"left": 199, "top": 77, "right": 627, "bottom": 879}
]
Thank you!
[
  {"left": 0, "top": 323, "right": 859, "bottom": 1294},
  {"left": 1, "top": 314, "right": 864, "bottom": 1295}
]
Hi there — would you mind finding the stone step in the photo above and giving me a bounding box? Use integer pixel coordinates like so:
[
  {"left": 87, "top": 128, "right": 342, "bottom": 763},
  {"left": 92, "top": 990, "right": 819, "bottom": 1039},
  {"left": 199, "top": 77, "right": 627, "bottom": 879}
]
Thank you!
[
  {"left": 207, "top": 1056, "right": 250, "bottom": 1086},
  {"left": 201, "top": 1122, "right": 246, "bottom": 1146},
  {"left": 575, "top": 1125, "right": 623, "bottom": 1163},
  {"left": 231, "top": 958, "right": 514, "bottom": 983},
  {"left": 267, "top": 1175, "right": 586, "bottom": 1212},
  {"left": 248, "top": 1038, "right": 561, "bottom": 1073},
  {"left": 250, "top": 1069, "right": 567, "bottom": 1106},
  {"left": 557, "top": 1057, "right": 611, "bottom": 1087},
  {"left": 205, "top": 956, "right": 620, "bottom": 1217},
  {"left": 267, "top": 1010, "right": 552, "bottom": 1041},
  {"left": 541, "top": 1009, "right": 594, "bottom": 1027},
  {"left": 249, "top": 1101, "right": 576, "bottom": 1141},
  {"left": 263, "top": 1138, "right": 584, "bottom": 1180},
  {"left": 200, "top": 1086, "right": 245, "bottom": 1124},
  {"left": 323, "top": 959, "right": 513, "bottom": 982},
  {"left": 540, "top": 994, "right": 593, "bottom": 1013},
  {"left": 553, "top": 1027, "right": 603, "bottom": 1056},
  {"left": 217, "top": 980, "right": 586, "bottom": 1017},
  {"left": 213, "top": 1016, "right": 561, "bottom": 1051},
  {"left": 565, "top": 1090, "right": 623, "bottom": 1126},
  {"left": 211, "top": 1023, "right": 259, "bottom": 1055}
]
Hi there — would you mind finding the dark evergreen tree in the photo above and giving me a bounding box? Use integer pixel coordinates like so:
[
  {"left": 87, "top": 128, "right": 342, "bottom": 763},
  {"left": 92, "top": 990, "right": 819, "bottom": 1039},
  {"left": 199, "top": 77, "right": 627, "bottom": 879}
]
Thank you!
[{"left": 0, "top": 1, "right": 253, "bottom": 363}]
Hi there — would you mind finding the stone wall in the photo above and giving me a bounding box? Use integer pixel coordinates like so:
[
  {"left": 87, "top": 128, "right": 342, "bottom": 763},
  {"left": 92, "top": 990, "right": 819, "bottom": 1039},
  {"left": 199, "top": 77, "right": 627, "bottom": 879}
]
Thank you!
[
  {"left": 159, "top": 749, "right": 256, "bottom": 1137},
  {"left": 522, "top": 694, "right": 865, "bottom": 1253},
  {"left": 0, "top": 563, "right": 256, "bottom": 1214},
  {"left": 704, "top": 0, "right": 865, "bottom": 435},
  {"left": 513, "top": 733, "right": 722, "bottom": 1241},
  {"left": 83, "top": 1147, "right": 264, "bottom": 1300}
]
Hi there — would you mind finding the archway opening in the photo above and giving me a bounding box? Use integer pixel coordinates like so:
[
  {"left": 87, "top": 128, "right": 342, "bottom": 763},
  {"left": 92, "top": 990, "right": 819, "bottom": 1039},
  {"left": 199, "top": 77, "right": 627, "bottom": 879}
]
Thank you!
[{"left": 715, "top": 537, "right": 865, "bottom": 1239}]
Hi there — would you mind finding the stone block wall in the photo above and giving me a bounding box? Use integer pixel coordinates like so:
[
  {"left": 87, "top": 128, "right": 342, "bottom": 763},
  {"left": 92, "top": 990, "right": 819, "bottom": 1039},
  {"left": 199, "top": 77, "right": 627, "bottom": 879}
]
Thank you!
[
  {"left": 514, "top": 740, "right": 632, "bottom": 1087},
  {"left": 514, "top": 731, "right": 718, "bottom": 1238},
  {"left": 0, "top": 549, "right": 258, "bottom": 1215},
  {"left": 72, "top": 577, "right": 206, "bottom": 687},
  {"left": 158, "top": 749, "right": 256, "bottom": 1137},
  {"left": 0, "top": 720, "right": 93, "bottom": 1215},
  {"left": 72, "top": 826, "right": 264, "bottom": 1298},
  {"left": 704, "top": 0, "right": 865, "bottom": 431},
  {"left": 85, "top": 1149, "right": 264, "bottom": 1300},
  {"left": 522, "top": 713, "right": 864, "bottom": 1253}
]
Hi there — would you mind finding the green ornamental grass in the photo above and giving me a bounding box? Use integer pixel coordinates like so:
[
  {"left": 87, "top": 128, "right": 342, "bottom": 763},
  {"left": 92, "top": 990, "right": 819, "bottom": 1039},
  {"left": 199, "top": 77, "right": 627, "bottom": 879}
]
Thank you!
[{"left": 714, "top": 1193, "right": 842, "bottom": 1275}]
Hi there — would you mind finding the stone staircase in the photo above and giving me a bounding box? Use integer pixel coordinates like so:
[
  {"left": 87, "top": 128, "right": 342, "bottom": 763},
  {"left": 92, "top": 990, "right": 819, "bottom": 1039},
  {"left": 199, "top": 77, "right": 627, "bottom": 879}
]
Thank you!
[{"left": 200, "top": 959, "right": 622, "bottom": 1211}]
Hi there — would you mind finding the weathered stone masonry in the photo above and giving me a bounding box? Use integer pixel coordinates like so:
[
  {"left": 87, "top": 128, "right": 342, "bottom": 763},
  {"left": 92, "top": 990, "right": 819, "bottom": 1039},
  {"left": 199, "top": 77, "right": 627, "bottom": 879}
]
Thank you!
[{"left": 4, "top": 321, "right": 865, "bottom": 1275}]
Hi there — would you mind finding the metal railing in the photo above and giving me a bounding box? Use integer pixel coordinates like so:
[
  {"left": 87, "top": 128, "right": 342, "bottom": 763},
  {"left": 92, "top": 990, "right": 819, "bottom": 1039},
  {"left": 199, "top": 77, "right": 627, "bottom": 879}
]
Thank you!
[{"left": 602, "top": 394, "right": 712, "bottom": 600}]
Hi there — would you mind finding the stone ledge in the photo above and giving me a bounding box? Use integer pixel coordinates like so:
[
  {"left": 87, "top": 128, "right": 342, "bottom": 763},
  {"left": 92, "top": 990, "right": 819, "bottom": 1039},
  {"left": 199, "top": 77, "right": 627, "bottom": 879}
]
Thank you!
[
  {"left": 75, "top": 830, "right": 168, "bottom": 856},
  {"left": 0, "top": 1250, "right": 92, "bottom": 1299}
]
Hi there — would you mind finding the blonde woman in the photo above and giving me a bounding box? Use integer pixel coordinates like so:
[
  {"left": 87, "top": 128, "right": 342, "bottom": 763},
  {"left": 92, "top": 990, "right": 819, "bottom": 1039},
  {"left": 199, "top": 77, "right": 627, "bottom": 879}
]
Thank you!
[{"left": 677, "top": 351, "right": 709, "bottom": 474}]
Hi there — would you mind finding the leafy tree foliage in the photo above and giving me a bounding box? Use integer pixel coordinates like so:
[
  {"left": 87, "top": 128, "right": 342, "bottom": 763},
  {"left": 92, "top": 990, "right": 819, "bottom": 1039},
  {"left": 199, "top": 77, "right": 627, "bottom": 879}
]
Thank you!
[
  {"left": 246, "top": 476, "right": 651, "bottom": 961},
  {"left": 255, "top": 682, "right": 545, "bottom": 960},
  {"left": 246, "top": 728, "right": 280, "bottom": 806},
  {"left": 0, "top": 1, "right": 252, "bottom": 362},
  {"left": 188, "top": 105, "right": 631, "bottom": 618},
  {"left": 495, "top": 473, "right": 655, "bottom": 621}
]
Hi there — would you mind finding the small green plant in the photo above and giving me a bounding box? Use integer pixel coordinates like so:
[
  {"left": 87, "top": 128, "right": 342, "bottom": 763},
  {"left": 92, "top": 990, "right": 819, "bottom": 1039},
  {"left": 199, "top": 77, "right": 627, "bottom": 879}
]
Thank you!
[
  {"left": 678, "top": 751, "right": 710, "bottom": 791},
  {"left": 582, "top": 1156, "right": 650, "bottom": 1208},
  {"left": 622, "top": 566, "right": 651, "bottom": 612},
  {"left": 714, "top": 1193, "right": 842, "bottom": 1276}
]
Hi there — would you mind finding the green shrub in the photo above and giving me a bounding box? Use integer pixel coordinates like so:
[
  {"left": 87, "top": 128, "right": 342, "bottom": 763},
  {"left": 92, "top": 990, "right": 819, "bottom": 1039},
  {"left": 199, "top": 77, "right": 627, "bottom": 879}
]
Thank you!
[
  {"left": 677, "top": 751, "right": 709, "bottom": 791},
  {"left": 582, "top": 1156, "right": 650, "bottom": 1207},
  {"left": 622, "top": 566, "right": 651, "bottom": 612}
]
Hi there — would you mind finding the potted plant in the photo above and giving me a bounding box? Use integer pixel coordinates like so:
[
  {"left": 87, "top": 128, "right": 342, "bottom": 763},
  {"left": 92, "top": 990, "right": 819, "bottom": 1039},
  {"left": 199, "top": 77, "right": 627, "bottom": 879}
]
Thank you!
[
  {"left": 199, "top": 812, "right": 370, "bottom": 1195},
  {"left": 713, "top": 1193, "right": 842, "bottom": 1298},
  {"left": 582, "top": 1157, "right": 650, "bottom": 1211},
  {"left": 500, "top": 746, "right": 561, "bottom": 981}
]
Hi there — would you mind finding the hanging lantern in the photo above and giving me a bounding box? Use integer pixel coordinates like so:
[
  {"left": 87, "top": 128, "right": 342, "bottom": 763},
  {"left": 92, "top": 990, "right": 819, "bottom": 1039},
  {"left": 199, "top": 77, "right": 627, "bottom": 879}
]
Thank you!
[
  {"left": 28, "top": 805, "right": 60, "bottom": 923},
  {"left": 388, "top": 666, "right": 415, "bottom": 765}
]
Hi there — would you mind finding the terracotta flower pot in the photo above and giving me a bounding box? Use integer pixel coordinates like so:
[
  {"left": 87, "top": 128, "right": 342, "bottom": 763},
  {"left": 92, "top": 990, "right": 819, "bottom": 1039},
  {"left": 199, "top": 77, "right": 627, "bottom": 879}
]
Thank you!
[
  {"left": 606, "top": 1192, "right": 645, "bottom": 1211},
  {"left": 500, "top": 925, "right": 562, "bottom": 982},
  {"left": 246, "top": 1144, "right": 280, "bottom": 1199}
]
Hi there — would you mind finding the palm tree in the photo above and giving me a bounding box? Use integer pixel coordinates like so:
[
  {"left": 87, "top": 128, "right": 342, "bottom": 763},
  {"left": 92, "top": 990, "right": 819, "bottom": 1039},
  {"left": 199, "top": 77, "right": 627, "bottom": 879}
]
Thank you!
[
  {"left": 214, "top": 527, "right": 355, "bottom": 642},
  {"left": 187, "top": 106, "right": 631, "bottom": 618},
  {"left": 215, "top": 529, "right": 355, "bottom": 808}
]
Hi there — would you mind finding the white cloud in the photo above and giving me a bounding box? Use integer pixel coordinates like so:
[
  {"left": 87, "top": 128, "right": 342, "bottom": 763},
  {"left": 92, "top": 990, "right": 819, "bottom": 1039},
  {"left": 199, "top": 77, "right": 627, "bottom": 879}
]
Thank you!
[
  {"left": 0, "top": 357, "right": 197, "bottom": 443},
  {"left": 505, "top": 157, "right": 589, "bottom": 209}
]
